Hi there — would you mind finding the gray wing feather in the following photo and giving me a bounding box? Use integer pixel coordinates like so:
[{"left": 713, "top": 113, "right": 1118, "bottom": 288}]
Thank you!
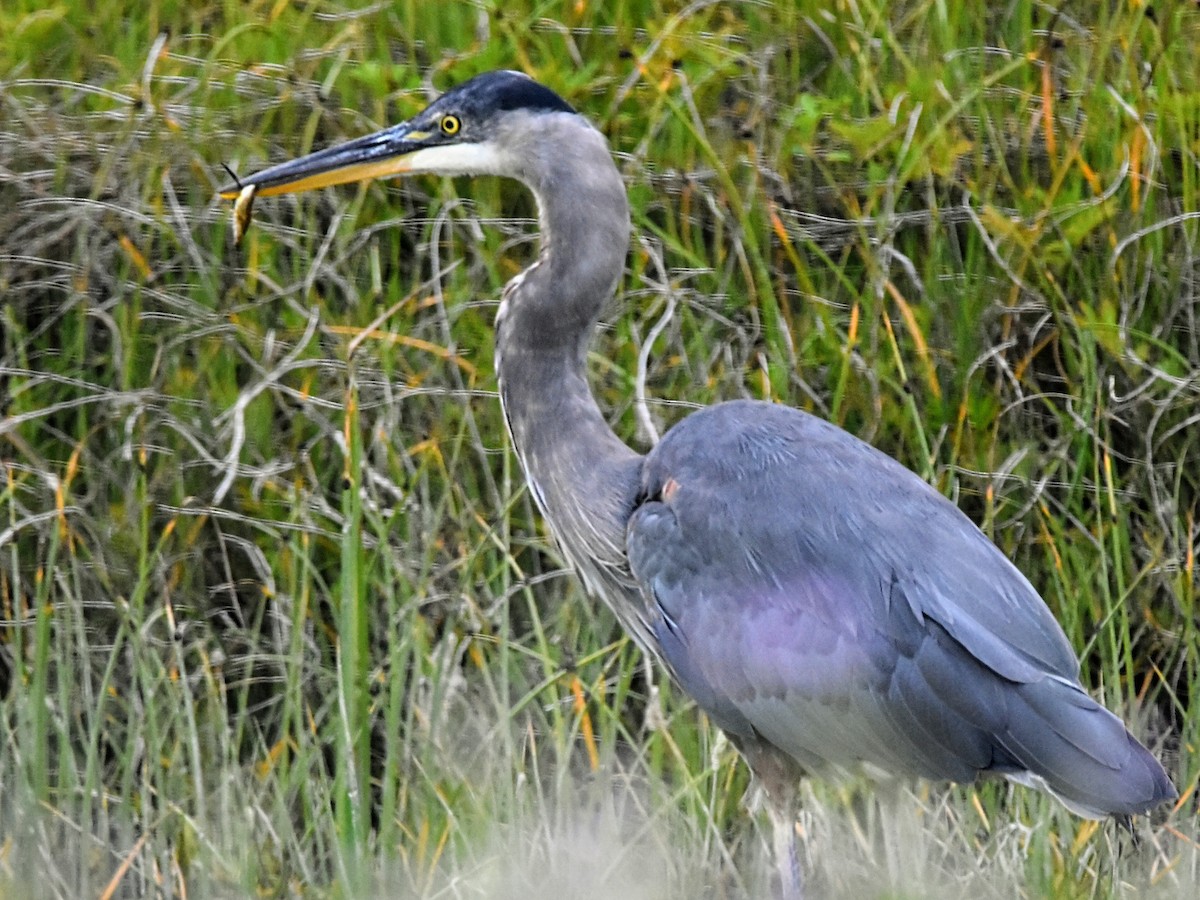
[{"left": 627, "top": 400, "right": 1174, "bottom": 815}]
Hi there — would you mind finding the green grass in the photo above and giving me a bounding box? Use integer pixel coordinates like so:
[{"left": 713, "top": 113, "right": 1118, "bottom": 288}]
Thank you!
[{"left": 2, "top": 1, "right": 1198, "bottom": 897}]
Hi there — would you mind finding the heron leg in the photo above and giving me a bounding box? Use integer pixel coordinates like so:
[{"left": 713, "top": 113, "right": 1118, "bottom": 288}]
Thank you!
[
  {"left": 767, "top": 796, "right": 803, "bottom": 900},
  {"left": 734, "top": 736, "right": 807, "bottom": 899}
]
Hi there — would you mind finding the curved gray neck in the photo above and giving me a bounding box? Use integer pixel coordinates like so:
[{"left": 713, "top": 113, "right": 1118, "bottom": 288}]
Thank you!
[{"left": 492, "top": 112, "right": 642, "bottom": 582}]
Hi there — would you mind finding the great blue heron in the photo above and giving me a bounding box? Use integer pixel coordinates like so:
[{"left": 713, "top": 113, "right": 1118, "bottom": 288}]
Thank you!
[{"left": 221, "top": 69, "right": 1176, "bottom": 897}]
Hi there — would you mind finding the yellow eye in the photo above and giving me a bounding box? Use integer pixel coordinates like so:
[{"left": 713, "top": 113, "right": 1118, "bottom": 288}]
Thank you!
[{"left": 440, "top": 114, "right": 461, "bottom": 135}]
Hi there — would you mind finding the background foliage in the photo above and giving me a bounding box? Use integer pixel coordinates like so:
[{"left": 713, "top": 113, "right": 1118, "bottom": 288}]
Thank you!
[{"left": 1, "top": 1, "right": 1197, "bottom": 897}]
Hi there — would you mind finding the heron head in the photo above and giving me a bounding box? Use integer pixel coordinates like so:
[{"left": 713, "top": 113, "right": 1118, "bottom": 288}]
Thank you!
[{"left": 218, "top": 70, "right": 577, "bottom": 200}]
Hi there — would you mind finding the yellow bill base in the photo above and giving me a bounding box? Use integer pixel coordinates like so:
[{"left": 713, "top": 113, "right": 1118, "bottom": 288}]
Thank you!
[{"left": 218, "top": 156, "right": 414, "bottom": 200}]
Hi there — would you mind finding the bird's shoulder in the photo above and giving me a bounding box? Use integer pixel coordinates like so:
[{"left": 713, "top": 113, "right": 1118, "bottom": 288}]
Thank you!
[{"left": 633, "top": 398, "right": 950, "bottom": 560}]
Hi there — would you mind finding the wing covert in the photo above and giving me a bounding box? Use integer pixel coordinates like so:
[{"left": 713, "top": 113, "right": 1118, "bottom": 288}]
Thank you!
[{"left": 626, "top": 399, "right": 1086, "bottom": 781}]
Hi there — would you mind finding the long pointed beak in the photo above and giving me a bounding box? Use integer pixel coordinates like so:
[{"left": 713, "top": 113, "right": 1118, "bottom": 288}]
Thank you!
[{"left": 218, "top": 122, "right": 435, "bottom": 199}]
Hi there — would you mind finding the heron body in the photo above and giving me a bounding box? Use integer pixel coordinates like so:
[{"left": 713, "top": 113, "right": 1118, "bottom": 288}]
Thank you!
[{"left": 222, "top": 70, "right": 1175, "bottom": 894}]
